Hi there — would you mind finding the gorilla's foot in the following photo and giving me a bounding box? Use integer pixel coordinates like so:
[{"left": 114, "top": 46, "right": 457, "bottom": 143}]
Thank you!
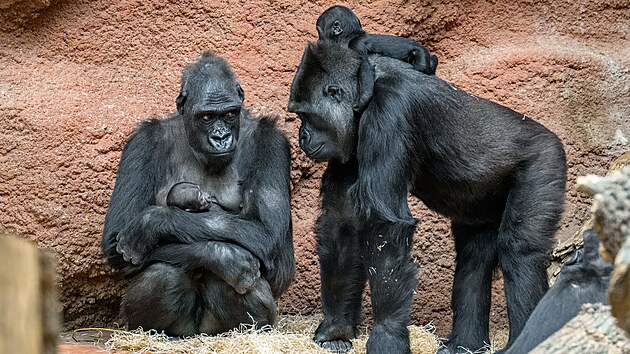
[
  {"left": 437, "top": 338, "right": 491, "bottom": 354},
  {"left": 313, "top": 320, "right": 357, "bottom": 353},
  {"left": 366, "top": 324, "right": 410, "bottom": 354},
  {"left": 317, "top": 339, "right": 352, "bottom": 353}
]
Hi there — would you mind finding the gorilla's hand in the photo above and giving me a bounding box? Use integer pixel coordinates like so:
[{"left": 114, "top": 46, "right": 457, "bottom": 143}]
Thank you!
[
  {"left": 116, "top": 232, "right": 147, "bottom": 266},
  {"left": 210, "top": 243, "right": 261, "bottom": 294}
]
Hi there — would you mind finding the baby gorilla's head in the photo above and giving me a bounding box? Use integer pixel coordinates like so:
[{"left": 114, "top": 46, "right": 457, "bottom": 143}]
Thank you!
[
  {"left": 166, "top": 182, "right": 211, "bottom": 212},
  {"left": 316, "top": 5, "right": 363, "bottom": 43}
]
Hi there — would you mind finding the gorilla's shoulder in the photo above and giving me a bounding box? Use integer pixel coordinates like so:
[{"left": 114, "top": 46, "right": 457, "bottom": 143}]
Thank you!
[
  {"left": 125, "top": 114, "right": 183, "bottom": 152},
  {"left": 372, "top": 56, "right": 442, "bottom": 87},
  {"left": 136, "top": 113, "right": 181, "bottom": 132},
  {"left": 369, "top": 56, "right": 467, "bottom": 109},
  {"left": 242, "top": 113, "right": 289, "bottom": 147}
]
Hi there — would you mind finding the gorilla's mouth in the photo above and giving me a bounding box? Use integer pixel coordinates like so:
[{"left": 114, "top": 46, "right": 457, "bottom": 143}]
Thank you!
[
  {"left": 305, "top": 143, "right": 324, "bottom": 158},
  {"left": 209, "top": 148, "right": 236, "bottom": 156}
]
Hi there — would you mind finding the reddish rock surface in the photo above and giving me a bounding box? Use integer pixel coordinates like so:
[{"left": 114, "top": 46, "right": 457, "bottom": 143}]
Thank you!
[{"left": 0, "top": 0, "right": 628, "bottom": 338}]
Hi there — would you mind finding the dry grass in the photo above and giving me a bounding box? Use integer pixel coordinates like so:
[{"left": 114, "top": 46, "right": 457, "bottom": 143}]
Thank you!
[{"left": 104, "top": 315, "right": 439, "bottom": 354}]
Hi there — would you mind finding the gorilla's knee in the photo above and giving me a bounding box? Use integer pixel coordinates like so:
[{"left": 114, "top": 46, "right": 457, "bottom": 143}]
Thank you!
[
  {"left": 123, "top": 263, "right": 197, "bottom": 336},
  {"left": 199, "top": 276, "right": 277, "bottom": 334}
]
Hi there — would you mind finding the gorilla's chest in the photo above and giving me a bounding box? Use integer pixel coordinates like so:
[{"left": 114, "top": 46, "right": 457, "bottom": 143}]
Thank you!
[
  {"left": 197, "top": 166, "right": 243, "bottom": 212},
  {"left": 166, "top": 164, "right": 243, "bottom": 212}
]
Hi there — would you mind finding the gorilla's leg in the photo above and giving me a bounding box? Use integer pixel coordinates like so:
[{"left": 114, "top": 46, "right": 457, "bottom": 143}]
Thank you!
[
  {"left": 122, "top": 263, "right": 198, "bottom": 336},
  {"left": 198, "top": 275, "right": 277, "bottom": 335},
  {"left": 363, "top": 220, "right": 417, "bottom": 354},
  {"left": 497, "top": 146, "right": 566, "bottom": 351},
  {"left": 504, "top": 229, "right": 611, "bottom": 354},
  {"left": 440, "top": 224, "right": 498, "bottom": 354},
  {"left": 123, "top": 262, "right": 277, "bottom": 337},
  {"left": 314, "top": 220, "right": 366, "bottom": 352}
]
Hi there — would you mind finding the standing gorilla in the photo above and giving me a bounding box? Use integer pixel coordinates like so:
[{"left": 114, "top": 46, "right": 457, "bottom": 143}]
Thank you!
[
  {"left": 287, "top": 42, "right": 566, "bottom": 353},
  {"left": 102, "top": 52, "right": 294, "bottom": 336}
]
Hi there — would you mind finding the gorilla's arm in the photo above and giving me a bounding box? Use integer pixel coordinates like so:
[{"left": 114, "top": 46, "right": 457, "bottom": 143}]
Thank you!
[
  {"left": 349, "top": 84, "right": 416, "bottom": 225},
  {"left": 102, "top": 120, "right": 165, "bottom": 272},
  {"left": 216, "top": 117, "right": 295, "bottom": 296},
  {"left": 113, "top": 117, "right": 295, "bottom": 297},
  {"left": 351, "top": 34, "right": 437, "bottom": 75}
]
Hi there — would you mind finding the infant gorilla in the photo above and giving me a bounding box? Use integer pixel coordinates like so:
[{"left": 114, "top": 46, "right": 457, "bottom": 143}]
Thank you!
[{"left": 167, "top": 182, "right": 239, "bottom": 212}]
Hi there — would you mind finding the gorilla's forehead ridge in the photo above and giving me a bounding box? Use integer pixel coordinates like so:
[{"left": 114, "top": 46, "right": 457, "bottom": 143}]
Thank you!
[
  {"left": 185, "top": 78, "right": 243, "bottom": 111},
  {"left": 289, "top": 42, "right": 360, "bottom": 107}
]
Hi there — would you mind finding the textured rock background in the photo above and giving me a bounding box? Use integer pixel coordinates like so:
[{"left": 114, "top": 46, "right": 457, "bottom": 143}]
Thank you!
[{"left": 0, "top": 0, "right": 628, "bottom": 336}]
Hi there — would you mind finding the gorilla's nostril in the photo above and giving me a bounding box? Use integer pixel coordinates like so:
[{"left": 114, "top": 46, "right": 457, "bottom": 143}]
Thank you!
[
  {"left": 210, "top": 132, "right": 233, "bottom": 150},
  {"left": 212, "top": 132, "right": 230, "bottom": 141}
]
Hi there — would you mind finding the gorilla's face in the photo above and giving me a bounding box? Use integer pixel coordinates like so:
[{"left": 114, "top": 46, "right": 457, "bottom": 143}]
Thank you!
[
  {"left": 187, "top": 102, "right": 242, "bottom": 158},
  {"left": 176, "top": 55, "right": 245, "bottom": 166},
  {"left": 287, "top": 42, "right": 360, "bottom": 163},
  {"left": 290, "top": 90, "right": 355, "bottom": 162},
  {"left": 166, "top": 181, "right": 211, "bottom": 212}
]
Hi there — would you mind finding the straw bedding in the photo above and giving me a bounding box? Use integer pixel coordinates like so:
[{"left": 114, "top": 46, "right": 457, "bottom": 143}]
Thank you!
[{"left": 104, "top": 315, "right": 440, "bottom": 354}]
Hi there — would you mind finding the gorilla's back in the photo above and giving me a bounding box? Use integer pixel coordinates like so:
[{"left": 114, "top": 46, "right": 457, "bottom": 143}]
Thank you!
[{"left": 369, "top": 55, "right": 563, "bottom": 224}]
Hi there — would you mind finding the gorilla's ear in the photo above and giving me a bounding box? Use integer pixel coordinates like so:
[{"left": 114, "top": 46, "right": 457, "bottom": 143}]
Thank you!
[
  {"left": 325, "top": 85, "right": 342, "bottom": 102},
  {"left": 176, "top": 79, "right": 188, "bottom": 114},
  {"left": 236, "top": 84, "right": 244, "bottom": 102},
  {"left": 332, "top": 21, "right": 343, "bottom": 36}
]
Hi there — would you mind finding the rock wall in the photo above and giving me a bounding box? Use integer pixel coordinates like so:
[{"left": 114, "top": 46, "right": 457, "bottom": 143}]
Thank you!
[{"left": 0, "top": 0, "right": 628, "bottom": 336}]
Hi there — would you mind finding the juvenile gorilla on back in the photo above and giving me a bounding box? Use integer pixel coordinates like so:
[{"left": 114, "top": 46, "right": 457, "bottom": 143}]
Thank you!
[
  {"left": 102, "top": 52, "right": 294, "bottom": 336},
  {"left": 288, "top": 42, "right": 566, "bottom": 353}
]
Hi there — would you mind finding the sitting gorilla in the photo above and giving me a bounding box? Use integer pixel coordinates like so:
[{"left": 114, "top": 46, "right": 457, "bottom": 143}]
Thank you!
[
  {"left": 505, "top": 228, "right": 612, "bottom": 353},
  {"left": 288, "top": 42, "right": 566, "bottom": 353},
  {"left": 101, "top": 51, "right": 294, "bottom": 336}
]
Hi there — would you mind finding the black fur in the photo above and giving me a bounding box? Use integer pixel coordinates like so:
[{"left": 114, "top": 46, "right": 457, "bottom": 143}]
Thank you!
[
  {"left": 504, "top": 229, "right": 612, "bottom": 354},
  {"left": 315, "top": 5, "right": 438, "bottom": 112},
  {"left": 102, "top": 51, "right": 294, "bottom": 336},
  {"left": 288, "top": 42, "right": 567, "bottom": 353}
]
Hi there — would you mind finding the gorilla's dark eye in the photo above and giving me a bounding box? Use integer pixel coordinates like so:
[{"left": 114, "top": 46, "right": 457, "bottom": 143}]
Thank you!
[
  {"left": 225, "top": 111, "right": 237, "bottom": 123},
  {"left": 201, "top": 115, "right": 212, "bottom": 122}
]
